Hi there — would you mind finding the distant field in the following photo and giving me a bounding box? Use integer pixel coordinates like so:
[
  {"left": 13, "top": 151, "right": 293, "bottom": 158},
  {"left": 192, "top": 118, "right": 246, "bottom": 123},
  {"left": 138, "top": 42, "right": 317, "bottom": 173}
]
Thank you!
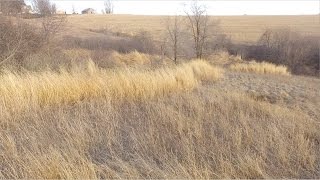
[{"left": 58, "top": 15, "right": 320, "bottom": 43}]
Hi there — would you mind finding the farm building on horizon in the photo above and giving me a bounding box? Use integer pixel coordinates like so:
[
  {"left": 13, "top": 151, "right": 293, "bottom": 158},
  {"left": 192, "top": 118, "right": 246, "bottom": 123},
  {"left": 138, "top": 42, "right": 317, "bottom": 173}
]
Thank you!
[{"left": 82, "top": 8, "right": 95, "bottom": 14}]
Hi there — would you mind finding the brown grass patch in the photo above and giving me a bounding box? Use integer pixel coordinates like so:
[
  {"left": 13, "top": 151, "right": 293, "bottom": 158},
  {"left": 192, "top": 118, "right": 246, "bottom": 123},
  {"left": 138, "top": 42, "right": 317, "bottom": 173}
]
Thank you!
[{"left": 229, "top": 61, "right": 290, "bottom": 75}]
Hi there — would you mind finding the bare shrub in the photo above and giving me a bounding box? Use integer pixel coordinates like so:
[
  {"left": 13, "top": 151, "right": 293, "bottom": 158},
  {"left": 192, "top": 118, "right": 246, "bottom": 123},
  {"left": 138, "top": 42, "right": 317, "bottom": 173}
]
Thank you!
[
  {"left": 0, "top": 16, "right": 42, "bottom": 68},
  {"left": 31, "top": 0, "right": 66, "bottom": 47},
  {"left": 41, "top": 15, "right": 66, "bottom": 43},
  {"left": 247, "top": 28, "right": 319, "bottom": 76}
]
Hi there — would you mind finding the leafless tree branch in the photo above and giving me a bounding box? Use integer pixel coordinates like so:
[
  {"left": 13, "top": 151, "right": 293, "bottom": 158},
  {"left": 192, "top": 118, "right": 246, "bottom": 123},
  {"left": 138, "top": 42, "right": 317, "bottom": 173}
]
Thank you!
[
  {"left": 166, "top": 15, "right": 184, "bottom": 64},
  {"left": 185, "top": 0, "right": 212, "bottom": 59},
  {"left": 104, "top": 0, "right": 114, "bottom": 14}
]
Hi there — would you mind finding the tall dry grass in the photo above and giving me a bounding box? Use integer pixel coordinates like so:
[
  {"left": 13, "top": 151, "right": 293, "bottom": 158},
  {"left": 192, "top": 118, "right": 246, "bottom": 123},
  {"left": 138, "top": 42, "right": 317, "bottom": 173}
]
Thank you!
[
  {"left": 0, "top": 60, "right": 223, "bottom": 112},
  {"left": 207, "top": 51, "right": 243, "bottom": 66},
  {"left": 106, "top": 51, "right": 173, "bottom": 67},
  {"left": 229, "top": 61, "right": 290, "bottom": 75},
  {"left": 110, "top": 51, "right": 151, "bottom": 65},
  {"left": 0, "top": 88, "right": 319, "bottom": 178},
  {"left": 1, "top": 53, "right": 319, "bottom": 178}
]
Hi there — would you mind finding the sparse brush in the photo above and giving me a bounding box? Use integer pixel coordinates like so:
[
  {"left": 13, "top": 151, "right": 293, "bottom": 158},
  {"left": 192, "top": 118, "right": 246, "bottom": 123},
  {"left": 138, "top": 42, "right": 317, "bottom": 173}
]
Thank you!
[
  {"left": 229, "top": 61, "right": 290, "bottom": 75},
  {"left": 0, "top": 60, "right": 223, "bottom": 111}
]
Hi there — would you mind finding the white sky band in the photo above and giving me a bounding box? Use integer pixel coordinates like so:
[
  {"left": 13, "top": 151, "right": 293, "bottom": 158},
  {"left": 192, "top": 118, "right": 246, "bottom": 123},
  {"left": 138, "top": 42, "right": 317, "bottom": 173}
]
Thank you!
[{"left": 25, "top": 0, "right": 319, "bottom": 15}]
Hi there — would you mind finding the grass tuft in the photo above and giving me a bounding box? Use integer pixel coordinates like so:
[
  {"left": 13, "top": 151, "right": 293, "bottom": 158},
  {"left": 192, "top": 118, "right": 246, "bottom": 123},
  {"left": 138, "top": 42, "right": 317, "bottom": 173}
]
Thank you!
[
  {"left": 111, "top": 50, "right": 151, "bottom": 65},
  {"left": 229, "top": 61, "right": 290, "bottom": 75}
]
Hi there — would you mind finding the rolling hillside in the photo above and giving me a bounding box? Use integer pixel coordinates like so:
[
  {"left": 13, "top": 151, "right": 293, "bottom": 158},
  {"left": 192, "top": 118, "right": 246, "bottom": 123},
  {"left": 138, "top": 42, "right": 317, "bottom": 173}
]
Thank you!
[{"left": 52, "top": 15, "right": 320, "bottom": 43}]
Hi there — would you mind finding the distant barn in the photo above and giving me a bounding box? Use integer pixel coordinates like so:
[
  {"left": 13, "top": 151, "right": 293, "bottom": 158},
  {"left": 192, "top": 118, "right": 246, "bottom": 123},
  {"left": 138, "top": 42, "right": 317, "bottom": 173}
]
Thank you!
[{"left": 81, "top": 8, "right": 95, "bottom": 14}]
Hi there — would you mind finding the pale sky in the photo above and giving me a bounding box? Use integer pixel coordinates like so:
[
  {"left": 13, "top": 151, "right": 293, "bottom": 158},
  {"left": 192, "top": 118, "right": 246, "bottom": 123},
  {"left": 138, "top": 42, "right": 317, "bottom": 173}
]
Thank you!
[{"left": 26, "top": 0, "right": 319, "bottom": 15}]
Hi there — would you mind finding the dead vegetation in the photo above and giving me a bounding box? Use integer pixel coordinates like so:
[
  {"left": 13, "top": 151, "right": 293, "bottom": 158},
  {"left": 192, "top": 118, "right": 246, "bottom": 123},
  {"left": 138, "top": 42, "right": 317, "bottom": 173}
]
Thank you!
[
  {"left": 244, "top": 28, "right": 319, "bottom": 76},
  {"left": 229, "top": 61, "right": 290, "bottom": 76},
  {"left": 0, "top": 60, "right": 223, "bottom": 111},
  {"left": 0, "top": 87, "right": 319, "bottom": 178},
  {"left": 0, "top": 17, "right": 42, "bottom": 67},
  {"left": 0, "top": 5, "right": 319, "bottom": 178}
]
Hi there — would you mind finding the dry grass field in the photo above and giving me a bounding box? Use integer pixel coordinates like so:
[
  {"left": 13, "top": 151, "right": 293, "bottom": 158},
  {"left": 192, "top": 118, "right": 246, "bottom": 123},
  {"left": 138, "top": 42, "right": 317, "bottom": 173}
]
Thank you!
[
  {"left": 1, "top": 14, "right": 320, "bottom": 178},
  {"left": 1, "top": 51, "right": 320, "bottom": 178},
  {"left": 50, "top": 14, "right": 320, "bottom": 43}
]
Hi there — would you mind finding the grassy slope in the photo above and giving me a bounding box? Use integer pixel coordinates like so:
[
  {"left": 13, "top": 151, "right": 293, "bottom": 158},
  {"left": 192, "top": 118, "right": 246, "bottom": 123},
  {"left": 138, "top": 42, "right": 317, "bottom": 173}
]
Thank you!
[
  {"left": 0, "top": 60, "right": 319, "bottom": 178},
  {"left": 49, "top": 15, "right": 320, "bottom": 43}
]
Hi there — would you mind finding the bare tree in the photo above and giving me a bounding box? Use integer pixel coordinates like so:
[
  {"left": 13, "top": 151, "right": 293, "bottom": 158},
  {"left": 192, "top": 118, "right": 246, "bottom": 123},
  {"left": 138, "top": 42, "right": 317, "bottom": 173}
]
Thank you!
[
  {"left": 31, "top": 0, "right": 66, "bottom": 43},
  {"left": 185, "top": 1, "right": 210, "bottom": 59},
  {"left": 104, "top": 0, "right": 114, "bottom": 14},
  {"left": 166, "top": 15, "right": 184, "bottom": 64},
  {"left": 72, "top": 4, "right": 76, "bottom": 14},
  {"left": 32, "top": 0, "right": 56, "bottom": 16}
]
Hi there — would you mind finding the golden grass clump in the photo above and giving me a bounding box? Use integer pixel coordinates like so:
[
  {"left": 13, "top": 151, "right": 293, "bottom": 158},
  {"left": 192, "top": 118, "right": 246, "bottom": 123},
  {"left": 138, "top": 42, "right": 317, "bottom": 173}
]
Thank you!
[
  {"left": 189, "top": 59, "right": 224, "bottom": 81},
  {"left": 229, "top": 61, "right": 290, "bottom": 75},
  {"left": 207, "top": 50, "right": 243, "bottom": 66},
  {"left": 0, "top": 60, "right": 223, "bottom": 111},
  {"left": 111, "top": 51, "right": 151, "bottom": 65}
]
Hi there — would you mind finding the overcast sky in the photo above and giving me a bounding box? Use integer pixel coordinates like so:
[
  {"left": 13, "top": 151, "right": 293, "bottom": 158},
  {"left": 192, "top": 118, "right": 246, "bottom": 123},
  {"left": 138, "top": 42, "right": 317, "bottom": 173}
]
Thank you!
[{"left": 26, "top": 0, "right": 319, "bottom": 15}]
